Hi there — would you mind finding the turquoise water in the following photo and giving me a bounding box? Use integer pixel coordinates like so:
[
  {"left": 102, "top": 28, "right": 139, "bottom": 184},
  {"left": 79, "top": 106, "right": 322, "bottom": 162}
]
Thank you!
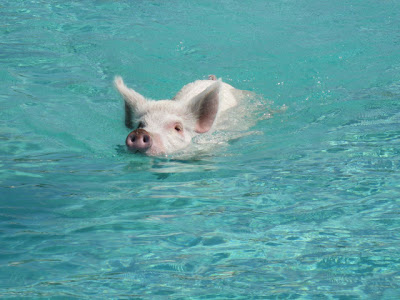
[{"left": 1, "top": 0, "right": 400, "bottom": 298}]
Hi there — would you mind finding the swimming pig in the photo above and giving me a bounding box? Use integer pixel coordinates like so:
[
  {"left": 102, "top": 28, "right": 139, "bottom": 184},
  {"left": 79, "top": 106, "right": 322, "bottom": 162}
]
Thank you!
[{"left": 114, "top": 75, "right": 244, "bottom": 156}]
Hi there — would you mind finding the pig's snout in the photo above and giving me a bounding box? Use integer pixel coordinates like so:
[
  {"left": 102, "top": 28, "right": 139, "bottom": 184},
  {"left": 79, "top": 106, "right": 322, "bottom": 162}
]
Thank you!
[{"left": 126, "top": 129, "right": 152, "bottom": 152}]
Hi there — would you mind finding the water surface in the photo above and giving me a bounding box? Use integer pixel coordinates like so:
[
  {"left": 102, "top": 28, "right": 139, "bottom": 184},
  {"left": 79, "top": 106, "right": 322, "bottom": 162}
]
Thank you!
[{"left": 1, "top": 1, "right": 400, "bottom": 298}]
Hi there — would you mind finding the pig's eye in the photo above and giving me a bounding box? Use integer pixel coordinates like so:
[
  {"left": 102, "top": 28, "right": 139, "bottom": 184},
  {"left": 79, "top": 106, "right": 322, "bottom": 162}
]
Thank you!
[
  {"left": 174, "top": 124, "right": 183, "bottom": 132},
  {"left": 137, "top": 122, "right": 145, "bottom": 129}
]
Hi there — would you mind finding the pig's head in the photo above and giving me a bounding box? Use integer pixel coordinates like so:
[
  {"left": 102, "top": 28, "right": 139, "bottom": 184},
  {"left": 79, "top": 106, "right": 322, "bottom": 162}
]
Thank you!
[{"left": 114, "top": 76, "right": 220, "bottom": 156}]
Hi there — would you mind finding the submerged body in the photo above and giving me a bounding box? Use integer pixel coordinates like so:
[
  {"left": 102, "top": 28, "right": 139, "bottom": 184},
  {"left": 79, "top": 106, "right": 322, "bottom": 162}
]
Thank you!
[{"left": 114, "top": 75, "right": 245, "bottom": 156}]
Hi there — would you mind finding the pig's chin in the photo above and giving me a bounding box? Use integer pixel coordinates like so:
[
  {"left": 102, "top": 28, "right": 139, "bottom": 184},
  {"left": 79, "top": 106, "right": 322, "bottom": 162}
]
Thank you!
[
  {"left": 144, "top": 147, "right": 167, "bottom": 156},
  {"left": 126, "top": 146, "right": 166, "bottom": 156}
]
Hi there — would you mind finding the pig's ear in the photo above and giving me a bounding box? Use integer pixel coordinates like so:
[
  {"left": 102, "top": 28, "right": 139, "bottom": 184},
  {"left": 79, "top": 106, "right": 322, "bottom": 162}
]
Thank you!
[
  {"left": 114, "top": 76, "right": 146, "bottom": 112},
  {"left": 189, "top": 81, "right": 221, "bottom": 133}
]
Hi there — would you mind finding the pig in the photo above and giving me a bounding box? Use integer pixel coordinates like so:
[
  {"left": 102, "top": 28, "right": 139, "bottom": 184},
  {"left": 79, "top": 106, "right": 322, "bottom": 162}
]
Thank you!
[{"left": 114, "top": 75, "right": 245, "bottom": 156}]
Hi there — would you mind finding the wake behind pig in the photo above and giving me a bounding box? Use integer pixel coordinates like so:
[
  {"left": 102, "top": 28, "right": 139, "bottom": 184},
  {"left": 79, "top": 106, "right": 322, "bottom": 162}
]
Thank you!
[{"left": 114, "top": 75, "right": 250, "bottom": 156}]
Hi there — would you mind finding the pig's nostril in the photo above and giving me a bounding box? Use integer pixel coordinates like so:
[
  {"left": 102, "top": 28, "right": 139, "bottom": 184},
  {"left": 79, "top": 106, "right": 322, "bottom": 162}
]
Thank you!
[{"left": 126, "top": 129, "right": 152, "bottom": 151}]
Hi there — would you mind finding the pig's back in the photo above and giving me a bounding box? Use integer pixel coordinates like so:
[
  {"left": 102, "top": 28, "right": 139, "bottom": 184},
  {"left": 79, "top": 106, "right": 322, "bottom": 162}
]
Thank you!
[{"left": 173, "top": 80, "right": 238, "bottom": 112}]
